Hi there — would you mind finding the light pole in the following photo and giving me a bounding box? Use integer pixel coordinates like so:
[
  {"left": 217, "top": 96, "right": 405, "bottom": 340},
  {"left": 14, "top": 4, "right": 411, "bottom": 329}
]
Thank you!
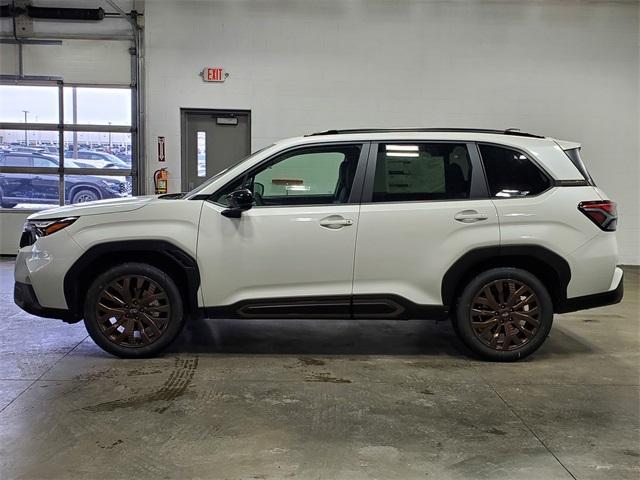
[
  {"left": 22, "top": 110, "right": 29, "bottom": 145},
  {"left": 108, "top": 122, "right": 112, "bottom": 152}
]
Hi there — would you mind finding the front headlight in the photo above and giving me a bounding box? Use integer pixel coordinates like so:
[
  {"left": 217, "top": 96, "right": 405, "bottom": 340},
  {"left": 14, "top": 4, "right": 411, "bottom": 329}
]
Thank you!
[
  {"left": 20, "top": 217, "right": 78, "bottom": 247},
  {"left": 100, "top": 179, "right": 121, "bottom": 191}
]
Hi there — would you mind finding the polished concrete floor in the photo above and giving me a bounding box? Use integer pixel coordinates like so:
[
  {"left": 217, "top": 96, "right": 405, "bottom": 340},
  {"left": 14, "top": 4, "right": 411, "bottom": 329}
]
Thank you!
[{"left": 0, "top": 257, "right": 638, "bottom": 480}]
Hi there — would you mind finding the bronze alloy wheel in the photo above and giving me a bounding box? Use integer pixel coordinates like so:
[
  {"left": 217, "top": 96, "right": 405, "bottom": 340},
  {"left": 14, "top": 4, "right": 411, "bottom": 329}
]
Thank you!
[
  {"left": 95, "top": 274, "right": 171, "bottom": 348},
  {"left": 469, "top": 279, "right": 540, "bottom": 351}
]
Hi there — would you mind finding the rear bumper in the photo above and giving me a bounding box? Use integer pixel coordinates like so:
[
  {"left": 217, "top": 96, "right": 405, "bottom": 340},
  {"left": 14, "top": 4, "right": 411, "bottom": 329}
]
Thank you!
[
  {"left": 557, "top": 269, "right": 624, "bottom": 314},
  {"left": 14, "top": 281, "right": 76, "bottom": 322}
]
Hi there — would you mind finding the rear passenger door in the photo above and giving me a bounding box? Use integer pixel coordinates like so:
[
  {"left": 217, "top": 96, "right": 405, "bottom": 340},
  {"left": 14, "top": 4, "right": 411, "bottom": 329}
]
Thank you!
[{"left": 352, "top": 141, "right": 499, "bottom": 316}]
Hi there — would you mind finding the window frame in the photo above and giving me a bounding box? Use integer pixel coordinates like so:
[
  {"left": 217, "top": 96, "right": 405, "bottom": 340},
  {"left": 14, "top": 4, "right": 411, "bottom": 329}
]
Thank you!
[
  {"left": 0, "top": 80, "right": 136, "bottom": 211},
  {"left": 209, "top": 141, "right": 371, "bottom": 208},
  {"left": 476, "top": 142, "right": 554, "bottom": 200},
  {"left": 361, "top": 141, "right": 489, "bottom": 204}
]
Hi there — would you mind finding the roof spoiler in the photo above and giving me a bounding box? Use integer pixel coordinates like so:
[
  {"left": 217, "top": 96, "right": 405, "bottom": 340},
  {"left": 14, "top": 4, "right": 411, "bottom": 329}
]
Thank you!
[{"left": 555, "top": 139, "right": 582, "bottom": 150}]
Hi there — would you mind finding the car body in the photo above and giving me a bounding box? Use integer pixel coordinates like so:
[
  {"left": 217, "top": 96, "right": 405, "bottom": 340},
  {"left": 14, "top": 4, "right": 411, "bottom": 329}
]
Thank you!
[
  {"left": 14, "top": 128, "right": 623, "bottom": 360},
  {"left": 0, "top": 151, "right": 132, "bottom": 208},
  {"left": 65, "top": 150, "right": 131, "bottom": 169}
]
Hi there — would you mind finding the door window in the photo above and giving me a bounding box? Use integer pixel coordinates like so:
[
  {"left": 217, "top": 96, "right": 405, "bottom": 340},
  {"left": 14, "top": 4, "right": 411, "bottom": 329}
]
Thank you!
[
  {"left": 479, "top": 144, "right": 550, "bottom": 197},
  {"left": 215, "top": 144, "right": 362, "bottom": 206},
  {"left": 372, "top": 143, "right": 472, "bottom": 202}
]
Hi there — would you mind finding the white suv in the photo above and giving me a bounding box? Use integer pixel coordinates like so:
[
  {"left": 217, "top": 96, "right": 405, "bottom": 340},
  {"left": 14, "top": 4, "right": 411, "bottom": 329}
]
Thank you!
[{"left": 13, "top": 129, "right": 623, "bottom": 361}]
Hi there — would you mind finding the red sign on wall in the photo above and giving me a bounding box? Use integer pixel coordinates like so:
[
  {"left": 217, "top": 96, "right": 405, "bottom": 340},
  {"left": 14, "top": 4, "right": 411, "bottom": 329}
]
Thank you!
[{"left": 202, "top": 67, "right": 227, "bottom": 82}]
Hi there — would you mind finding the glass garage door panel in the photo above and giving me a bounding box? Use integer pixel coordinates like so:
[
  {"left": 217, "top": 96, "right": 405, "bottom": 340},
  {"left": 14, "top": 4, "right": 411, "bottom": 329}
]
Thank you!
[
  {"left": 0, "top": 173, "right": 59, "bottom": 209},
  {"left": 63, "top": 87, "right": 131, "bottom": 126},
  {"left": 64, "top": 174, "right": 132, "bottom": 205},
  {"left": 0, "top": 85, "right": 59, "bottom": 124},
  {"left": 63, "top": 131, "right": 132, "bottom": 171}
]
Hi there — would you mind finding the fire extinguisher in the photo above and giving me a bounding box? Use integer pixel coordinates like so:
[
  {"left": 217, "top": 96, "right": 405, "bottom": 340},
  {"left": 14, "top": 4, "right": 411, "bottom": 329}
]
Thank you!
[{"left": 154, "top": 168, "right": 168, "bottom": 194}]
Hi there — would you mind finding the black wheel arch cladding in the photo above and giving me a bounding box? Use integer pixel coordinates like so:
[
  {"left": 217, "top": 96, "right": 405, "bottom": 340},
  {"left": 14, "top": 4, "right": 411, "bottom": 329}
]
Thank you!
[
  {"left": 63, "top": 240, "right": 200, "bottom": 322},
  {"left": 442, "top": 245, "right": 570, "bottom": 312}
]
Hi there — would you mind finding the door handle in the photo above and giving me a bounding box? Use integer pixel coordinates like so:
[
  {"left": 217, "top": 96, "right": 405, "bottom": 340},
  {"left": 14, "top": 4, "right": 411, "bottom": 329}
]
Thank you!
[
  {"left": 454, "top": 210, "right": 489, "bottom": 223},
  {"left": 320, "top": 215, "right": 354, "bottom": 229}
]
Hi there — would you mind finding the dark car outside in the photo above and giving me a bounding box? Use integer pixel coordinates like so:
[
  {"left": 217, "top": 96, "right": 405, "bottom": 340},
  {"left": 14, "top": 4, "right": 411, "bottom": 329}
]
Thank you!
[{"left": 0, "top": 152, "right": 131, "bottom": 208}]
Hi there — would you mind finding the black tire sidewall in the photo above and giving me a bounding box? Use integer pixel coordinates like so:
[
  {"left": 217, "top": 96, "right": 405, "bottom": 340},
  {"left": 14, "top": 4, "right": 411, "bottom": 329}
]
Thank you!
[
  {"left": 72, "top": 189, "right": 99, "bottom": 204},
  {"left": 453, "top": 267, "right": 554, "bottom": 361},
  {"left": 84, "top": 262, "right": 184, "bottom": 358}
]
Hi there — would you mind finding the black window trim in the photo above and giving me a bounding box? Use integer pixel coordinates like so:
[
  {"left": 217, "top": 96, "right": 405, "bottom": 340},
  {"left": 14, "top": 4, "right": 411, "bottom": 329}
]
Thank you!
[
  {"left": 209, "top": 141, "right": 371, "bottom": 208},
  {"left": 360, "top": 140, "right": 489, "bottom": 204},
  {"left": 476, "top": 141, "right": 555, "bottom": 200}
]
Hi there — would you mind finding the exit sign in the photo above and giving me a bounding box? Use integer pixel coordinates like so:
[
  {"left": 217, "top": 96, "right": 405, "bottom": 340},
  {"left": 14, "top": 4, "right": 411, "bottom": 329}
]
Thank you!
[{"left": 201, "top": 67, "right": 227, "bottom": 82}]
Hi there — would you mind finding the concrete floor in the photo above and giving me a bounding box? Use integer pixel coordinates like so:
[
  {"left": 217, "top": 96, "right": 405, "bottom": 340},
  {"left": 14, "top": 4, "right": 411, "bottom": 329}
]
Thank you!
[{"left": 0, "top": 257, "right": 638, "bottom": 480}]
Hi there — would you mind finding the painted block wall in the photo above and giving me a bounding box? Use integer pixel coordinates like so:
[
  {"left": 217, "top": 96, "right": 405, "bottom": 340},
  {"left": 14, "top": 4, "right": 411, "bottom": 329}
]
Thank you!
[{"left": 144, "top": 0, "right": 639, "bottom": 264}]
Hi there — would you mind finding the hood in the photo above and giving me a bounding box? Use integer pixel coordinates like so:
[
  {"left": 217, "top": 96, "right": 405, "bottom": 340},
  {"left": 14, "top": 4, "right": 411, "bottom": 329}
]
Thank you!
[{"left": 28, "top": 195, "right": 156, "bottom": 220}]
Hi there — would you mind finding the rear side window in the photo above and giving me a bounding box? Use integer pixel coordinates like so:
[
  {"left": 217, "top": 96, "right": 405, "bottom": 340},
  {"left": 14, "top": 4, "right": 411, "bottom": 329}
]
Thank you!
[
  {"left": 479, "top": 145, "right": 550, "bottom": 198},
  {"left": 1, "top": 155, "right": 32, "bottom": 167},
  {"left": 372, "top": 143, "right": 472, "bottom": 202}
]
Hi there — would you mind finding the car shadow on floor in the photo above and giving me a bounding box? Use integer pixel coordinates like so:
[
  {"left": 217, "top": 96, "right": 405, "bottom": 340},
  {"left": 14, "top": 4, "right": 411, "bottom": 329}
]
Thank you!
[{"left": 166, "top": 317, "right": 597, "bottom": 359}]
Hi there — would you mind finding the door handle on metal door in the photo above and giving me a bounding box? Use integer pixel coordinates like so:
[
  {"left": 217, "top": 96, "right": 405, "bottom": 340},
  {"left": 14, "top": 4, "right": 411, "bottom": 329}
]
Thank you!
[
  {"left": 454, "top": 210, "right": 489, "bottom": 223},
  {"left": 319, "top": 215, "right": 354, "bottom": 229}
]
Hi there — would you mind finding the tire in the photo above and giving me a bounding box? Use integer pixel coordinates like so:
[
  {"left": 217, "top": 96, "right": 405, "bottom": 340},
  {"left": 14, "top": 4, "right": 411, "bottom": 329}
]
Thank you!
[
  {"left": 0, "top": 189, "right": 16, "bottom": 208},
  {"left": 83, "top": 263, "right": 185, "bottom": 358},
  {"left": 71, "top": 188, "right": 100, "bottom": 204},
  {"left": 452, "top": 267, "right": 553, "bottom": 361}
]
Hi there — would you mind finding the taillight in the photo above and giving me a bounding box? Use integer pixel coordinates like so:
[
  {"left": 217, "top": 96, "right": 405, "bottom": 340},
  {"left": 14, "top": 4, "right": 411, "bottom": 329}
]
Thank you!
[{"left": 578, "top": 201, "right": 617, "bottom": 231}]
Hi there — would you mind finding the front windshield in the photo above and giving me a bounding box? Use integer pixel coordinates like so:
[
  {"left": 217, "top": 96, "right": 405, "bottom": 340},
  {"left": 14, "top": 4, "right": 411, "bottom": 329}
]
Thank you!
[{"left": 187, "top": 144, "right": 274, "bottom": 196}]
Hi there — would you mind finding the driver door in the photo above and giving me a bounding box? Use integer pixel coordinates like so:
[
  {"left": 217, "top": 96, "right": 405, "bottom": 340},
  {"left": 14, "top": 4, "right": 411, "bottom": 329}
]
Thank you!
[{"left": 197, "top": 142, "right": 368, "bottom": 317}]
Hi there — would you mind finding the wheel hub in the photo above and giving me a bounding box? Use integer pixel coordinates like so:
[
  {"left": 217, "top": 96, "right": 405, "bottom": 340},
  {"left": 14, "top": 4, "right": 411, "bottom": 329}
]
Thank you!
[
  {"left": 469, "top": 279, "right": 541, "bottom": 351},
  {"left": 95, "top": 274, "right": 171, "bottom": 348}
]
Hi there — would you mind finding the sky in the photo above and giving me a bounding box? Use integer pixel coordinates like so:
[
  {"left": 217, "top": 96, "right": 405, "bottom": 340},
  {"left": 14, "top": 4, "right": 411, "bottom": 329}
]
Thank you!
[{"left": 0, "top": 85, "right": 131, "bottom": 125}]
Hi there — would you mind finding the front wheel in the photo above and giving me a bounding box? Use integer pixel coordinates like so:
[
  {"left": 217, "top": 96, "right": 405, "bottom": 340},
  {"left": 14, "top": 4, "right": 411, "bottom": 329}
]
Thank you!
[
  {"left": 452, "top": 268, "right": 553, "bottom": 361},
  {"left": 71, "top": 188, "right": 99, "bottom": 204},
  {"left": 84, "top": 263, "right": 185, "bottom": 358}
]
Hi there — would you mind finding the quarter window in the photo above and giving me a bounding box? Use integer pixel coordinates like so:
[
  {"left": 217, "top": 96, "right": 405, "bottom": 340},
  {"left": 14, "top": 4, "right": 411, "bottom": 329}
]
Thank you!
[
  {"left": 479, "top": 145, "right": 550, "bottom": 197},
  {"left": 372, "top": 143, "right": 472, "bottom": 202}
]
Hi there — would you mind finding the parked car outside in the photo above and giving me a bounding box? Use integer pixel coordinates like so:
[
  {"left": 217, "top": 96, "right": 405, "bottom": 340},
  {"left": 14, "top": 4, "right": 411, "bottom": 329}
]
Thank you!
[
  {"left": 13, "top": 128, "right": 622, "bottom": 360},
  {"left": 0, "top": 152, "right": 131, "bottom": 208},
  {"left": 65, "top": 150, "right": 131, "bottom": 169}
]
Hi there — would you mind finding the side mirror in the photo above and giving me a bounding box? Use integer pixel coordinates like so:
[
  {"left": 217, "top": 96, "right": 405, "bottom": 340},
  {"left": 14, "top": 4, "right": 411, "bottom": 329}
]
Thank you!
[{"left": 221, "top": 188, "right": 254, "bottom": 218}]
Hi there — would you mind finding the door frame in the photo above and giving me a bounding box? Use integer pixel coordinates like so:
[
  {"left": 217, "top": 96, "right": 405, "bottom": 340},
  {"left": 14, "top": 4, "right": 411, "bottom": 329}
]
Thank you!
[{"left": 180, "top": 108, "right": 252, "bottom": 191}]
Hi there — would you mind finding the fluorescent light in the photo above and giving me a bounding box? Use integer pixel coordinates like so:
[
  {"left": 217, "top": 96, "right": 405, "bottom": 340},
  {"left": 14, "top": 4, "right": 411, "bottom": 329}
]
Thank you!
[
  {"left": 386, "top": 152, "right": 418, "bottom": 157},
  {"left": 385, "top": 145, "right": 418, "bottom": 151}
]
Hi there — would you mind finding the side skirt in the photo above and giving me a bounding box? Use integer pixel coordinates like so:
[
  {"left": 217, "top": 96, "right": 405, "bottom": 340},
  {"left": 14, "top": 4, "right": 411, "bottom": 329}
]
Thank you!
[{"left": 203, "top": 295, "right": 449, "bottom": 321}]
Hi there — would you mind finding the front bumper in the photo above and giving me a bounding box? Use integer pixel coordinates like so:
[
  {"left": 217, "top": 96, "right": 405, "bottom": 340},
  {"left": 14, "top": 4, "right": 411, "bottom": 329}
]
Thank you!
[
  {"left": 557, "top": 269, "right": 624, "bottom": 314},
  {"left": 14, "top": 281, "right": 76, "bottom": 322}
]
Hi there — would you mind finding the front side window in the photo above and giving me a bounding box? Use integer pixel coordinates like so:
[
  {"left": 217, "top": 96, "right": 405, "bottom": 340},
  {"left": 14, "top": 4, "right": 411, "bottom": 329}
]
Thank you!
[
  {"left": 479, "top": 144, "right": 550, "bottom": 198},
  {"left": 33, "top": 156, "right": 57, "bottom": 168},
  {"left": 215, "top": 144, "right": 362, "bottom": 206},
  {"left": 372, "top": 143, "right": 472, "bottom": 202}
]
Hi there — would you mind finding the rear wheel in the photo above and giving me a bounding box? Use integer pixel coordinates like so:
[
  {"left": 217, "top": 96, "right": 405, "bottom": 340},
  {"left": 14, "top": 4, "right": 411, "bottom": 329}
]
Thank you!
[
  {"left": 453, "top": 267, "right": 553, "bottom": 361},
  {"left": 83, "top": 263, "right": 184, "bottom": 358}
]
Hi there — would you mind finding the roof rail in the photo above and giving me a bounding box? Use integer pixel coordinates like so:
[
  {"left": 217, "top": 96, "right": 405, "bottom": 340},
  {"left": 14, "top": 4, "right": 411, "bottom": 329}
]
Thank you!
[{"left": 306, "top": 128, "right": 545, "bottom": 138}]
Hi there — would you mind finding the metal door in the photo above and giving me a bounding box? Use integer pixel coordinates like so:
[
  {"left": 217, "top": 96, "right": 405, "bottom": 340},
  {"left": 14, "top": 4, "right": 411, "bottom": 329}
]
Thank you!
[{"left": 181, "top": 109, "right": 250, "bottom": 191}]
